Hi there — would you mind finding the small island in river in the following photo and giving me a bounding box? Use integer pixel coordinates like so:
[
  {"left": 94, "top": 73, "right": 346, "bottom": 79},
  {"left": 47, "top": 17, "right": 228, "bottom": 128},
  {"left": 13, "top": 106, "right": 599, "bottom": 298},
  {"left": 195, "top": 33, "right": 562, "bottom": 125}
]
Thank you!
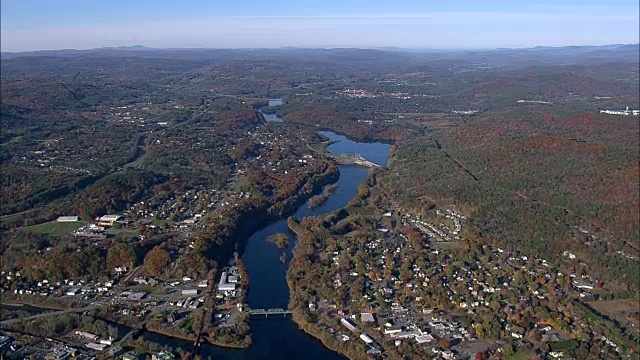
[{"left": 266, "top": 232, "right": 290, "bottom": 249}]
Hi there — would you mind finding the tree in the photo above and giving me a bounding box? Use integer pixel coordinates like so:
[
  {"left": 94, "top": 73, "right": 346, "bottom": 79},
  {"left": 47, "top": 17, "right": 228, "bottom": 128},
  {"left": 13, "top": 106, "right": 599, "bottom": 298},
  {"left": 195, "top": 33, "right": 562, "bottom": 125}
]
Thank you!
[
  {"left": 107, "top": 242, "right": 137, "bottom": 270},
  {"left": 144, "top": 245, "right": 171, "bottom": 277},
  {"left": 475, "top": 323, "right": 484, "bottom": 338}
]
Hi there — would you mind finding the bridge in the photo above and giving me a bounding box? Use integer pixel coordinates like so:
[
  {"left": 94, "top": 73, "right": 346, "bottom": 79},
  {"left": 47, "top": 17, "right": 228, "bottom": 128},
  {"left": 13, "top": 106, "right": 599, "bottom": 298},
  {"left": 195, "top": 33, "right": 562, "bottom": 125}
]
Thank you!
[{"left": 249, "top": 308, "right": 293, "bottom": 317}]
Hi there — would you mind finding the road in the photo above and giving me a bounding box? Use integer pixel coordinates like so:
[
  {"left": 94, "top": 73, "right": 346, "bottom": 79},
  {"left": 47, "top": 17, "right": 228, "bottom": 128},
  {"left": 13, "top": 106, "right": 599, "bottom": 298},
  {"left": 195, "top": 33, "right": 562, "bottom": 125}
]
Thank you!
[{"left": 0, "top": 305, "right": 100, "bottom": 327}]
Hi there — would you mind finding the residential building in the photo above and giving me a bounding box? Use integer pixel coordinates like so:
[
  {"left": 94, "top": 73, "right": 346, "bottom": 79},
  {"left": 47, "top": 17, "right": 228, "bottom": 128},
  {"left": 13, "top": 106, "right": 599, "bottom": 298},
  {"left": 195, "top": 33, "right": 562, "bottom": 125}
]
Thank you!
[{"left": 152, "top": 351, "right": 175, "bottom": 360}]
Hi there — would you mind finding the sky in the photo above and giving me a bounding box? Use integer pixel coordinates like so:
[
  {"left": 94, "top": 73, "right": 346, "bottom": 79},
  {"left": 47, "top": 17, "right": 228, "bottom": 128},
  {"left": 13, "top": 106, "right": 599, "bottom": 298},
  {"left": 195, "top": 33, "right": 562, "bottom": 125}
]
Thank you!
[{"left": 1, "top": 0, "right": 639, "bottom": 52}]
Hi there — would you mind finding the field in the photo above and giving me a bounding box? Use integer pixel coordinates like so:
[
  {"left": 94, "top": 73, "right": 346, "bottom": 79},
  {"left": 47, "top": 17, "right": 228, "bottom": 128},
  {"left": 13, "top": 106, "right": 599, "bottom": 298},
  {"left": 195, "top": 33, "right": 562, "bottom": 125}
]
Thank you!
[
  {"left": 22, "top": 221, "right": 86, "bottom": 237},
  {"left": 103, "top": 228, "right": 139, "bottom": 239},
  {"left": 507, "top": 352, "right": 530, "bottom": 360},
  {"left": 434, "top": 241, "right": 458, "bottom": 251},
  {"left": 588, "top": 299, "right": 640, "bottom": 332},
  {"left": 308, "top": 140, "right": 336, "bottom": 154}
]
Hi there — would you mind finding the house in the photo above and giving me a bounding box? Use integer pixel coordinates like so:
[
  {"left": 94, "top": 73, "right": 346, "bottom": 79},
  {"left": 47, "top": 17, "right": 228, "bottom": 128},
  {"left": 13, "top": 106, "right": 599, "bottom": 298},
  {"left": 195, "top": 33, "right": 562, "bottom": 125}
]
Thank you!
[
  {"left": 415, "top": 334, "right": 436, "bottom": 343},
  {"left": 218, "top": 283, "right": 235, "bottom": 292},
  {"left": 572, "top": 278, "right": 598, "bottom": 290},
  {"left": 360, "top": 333, "right": 374, "bottom": 344},
  {"left": 57, "top": 216, "right": 79, "bottom": 222},
  {"left": 45, "top": 346, "right": 76, "bottom": 360},
  {"left": 442, "top": 350, "right": 456, "bottom": 359},
  {"left": 361, "top": 312, "right": 376, "bottom": 323},
  {"left": 107, "top": 346, "right": 124, "bottom": 358},
  {"left": 167, "top": 311, "right": 177, "bottom": 323},
  {"left": 542, "top": 333, "right": 561, "bottom": 342},
  {"left": 66, "top": 288, "right": 80, "bottom": 296},
  {"left": 152, "top": 351, "right": 175, "bottom": 360},
  {"left": 366, "top": 345, "right": 382, "bottom": 355},
  {"left": 86, "top": 342, "right": 108, "bottom": 351},
  {"left": 75, "top": 331, "right": 99, "bottom": 341},
  {"left": 384, "top": 326, "right": 402, "bottom": 335},
  {"left": 122, "top": 291, "right": 146, "bottom": 301},
  {"left": 181, "top": 289, "right": 199, "bottom": 296},
  {"left": 0, "top": 336, "right": 10, "bottom": 347},
  {"left": 391, "top": 330, "right": 421, "bottom": 339},
  {"left": 122, "top": 351, "right": 140, "bottom": 360},
  {"left": 341, "top": 318, "right": 357, "bottom": 333},
  {"left": 536, "top": 324, "right": 552, "bottom": 332}
]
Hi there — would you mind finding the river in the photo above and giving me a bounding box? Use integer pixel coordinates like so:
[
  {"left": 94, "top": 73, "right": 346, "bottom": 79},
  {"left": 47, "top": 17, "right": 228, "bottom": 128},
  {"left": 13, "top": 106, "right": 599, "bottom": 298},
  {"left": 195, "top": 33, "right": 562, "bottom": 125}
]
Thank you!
[
  {"left": 257, "top": 98, "right": 284, "bottom": 123},
  {"left": 144, "top": 109, "right": 391, "bottom": 359}
]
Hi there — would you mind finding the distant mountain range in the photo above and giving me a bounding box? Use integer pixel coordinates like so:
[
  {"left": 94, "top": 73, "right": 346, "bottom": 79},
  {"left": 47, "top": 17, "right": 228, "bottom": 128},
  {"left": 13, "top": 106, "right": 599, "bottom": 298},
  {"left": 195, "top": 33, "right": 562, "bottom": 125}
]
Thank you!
[{"left": 2, "top": 43, "right": 638, "bottom": 67}]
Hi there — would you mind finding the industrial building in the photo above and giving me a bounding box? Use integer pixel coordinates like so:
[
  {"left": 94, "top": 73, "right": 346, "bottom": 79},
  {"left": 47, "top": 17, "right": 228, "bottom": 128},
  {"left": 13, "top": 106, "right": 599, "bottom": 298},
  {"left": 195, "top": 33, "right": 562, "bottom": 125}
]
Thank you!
[{"left": 95, "top": 214, "right": 122, "bottom": 226}]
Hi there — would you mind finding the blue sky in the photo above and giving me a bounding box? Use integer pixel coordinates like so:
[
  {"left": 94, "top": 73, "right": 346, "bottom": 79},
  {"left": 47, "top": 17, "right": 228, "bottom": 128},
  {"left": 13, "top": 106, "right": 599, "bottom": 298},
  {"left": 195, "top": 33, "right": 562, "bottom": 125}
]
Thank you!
[{"left": 2, "top": 0, "right": 638, "bottom": 52}]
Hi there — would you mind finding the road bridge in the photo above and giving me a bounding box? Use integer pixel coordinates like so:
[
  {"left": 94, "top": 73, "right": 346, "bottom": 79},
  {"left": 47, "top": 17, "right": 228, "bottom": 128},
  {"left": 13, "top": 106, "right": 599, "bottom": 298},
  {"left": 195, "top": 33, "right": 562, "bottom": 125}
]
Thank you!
[{"left": 249, "top": 308, "right": 293, "bottom": 317}]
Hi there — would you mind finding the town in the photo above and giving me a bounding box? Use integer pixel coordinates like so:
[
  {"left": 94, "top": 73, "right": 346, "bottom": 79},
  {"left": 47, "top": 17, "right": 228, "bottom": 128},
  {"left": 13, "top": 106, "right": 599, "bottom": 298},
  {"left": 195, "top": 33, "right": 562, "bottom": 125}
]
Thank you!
[
  {"left": 0, "top": 100, "right": 340, "bottom": 359},
  {"left": 288, "top": 197, "right": 637, "bottom": 359}
]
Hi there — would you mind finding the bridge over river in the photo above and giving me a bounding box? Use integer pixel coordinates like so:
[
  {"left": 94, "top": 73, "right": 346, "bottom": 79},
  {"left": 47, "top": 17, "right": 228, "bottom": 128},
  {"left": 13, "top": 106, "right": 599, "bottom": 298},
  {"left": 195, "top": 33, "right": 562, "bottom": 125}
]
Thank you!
[{"left": 249, "top": 308, "right": 293, "bottom": 317}]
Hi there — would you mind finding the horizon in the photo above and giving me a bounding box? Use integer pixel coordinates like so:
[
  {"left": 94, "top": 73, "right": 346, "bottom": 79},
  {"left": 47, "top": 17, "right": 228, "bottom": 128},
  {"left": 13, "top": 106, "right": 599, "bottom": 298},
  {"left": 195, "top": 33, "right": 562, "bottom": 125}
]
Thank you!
[
  {"left": 2, "top": 42, "right": 639, "bottom": 55},
  {"left": 2, "top": 1, "right": 639, "bottom": 52}
]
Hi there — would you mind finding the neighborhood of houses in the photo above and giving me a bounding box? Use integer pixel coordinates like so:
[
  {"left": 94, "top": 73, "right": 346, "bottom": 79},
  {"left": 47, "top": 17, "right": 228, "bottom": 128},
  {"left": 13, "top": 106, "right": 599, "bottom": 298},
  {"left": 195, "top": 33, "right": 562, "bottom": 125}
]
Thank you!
[
  {"left": 299, "top": 206, "right": 623, "bottom": 359},
  {"left": 599, "top": 106, "right": 640, "bottom": 116}
]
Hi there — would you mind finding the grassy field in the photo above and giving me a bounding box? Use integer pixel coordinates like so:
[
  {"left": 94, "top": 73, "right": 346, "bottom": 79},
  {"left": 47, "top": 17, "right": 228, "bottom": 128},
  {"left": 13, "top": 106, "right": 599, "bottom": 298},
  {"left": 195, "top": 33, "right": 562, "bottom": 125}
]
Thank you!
[
  {"left": 22, "top": 221, "right": 86, "bottom": 237},
  {"left": 434, "top": 241, "right": 458, "bottom": 251},
  {"left": 506, "top": 352, "right": 530, "bottom": 360},
  {"left": 588, "top": 299, "right": 640, "bottom": 331},
  {"left": 308, "top": 140, "right": 336, "bottom": 154},
  {"left": 104, "top": 228, "right": 138, "bottom": 239}
]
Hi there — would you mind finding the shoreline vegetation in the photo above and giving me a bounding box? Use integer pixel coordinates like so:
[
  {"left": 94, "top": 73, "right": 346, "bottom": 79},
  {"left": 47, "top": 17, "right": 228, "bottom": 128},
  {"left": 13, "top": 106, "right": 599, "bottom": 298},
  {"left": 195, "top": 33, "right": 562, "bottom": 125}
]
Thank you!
[
  {"left": 287, "top": 276, "right": 371, "bottom": 360},
  {"left": 307, "top": 183, "right": 338, "bottom": 209},
  {"left": 266, "top": 232, "right": 289, "bottom": 249}
]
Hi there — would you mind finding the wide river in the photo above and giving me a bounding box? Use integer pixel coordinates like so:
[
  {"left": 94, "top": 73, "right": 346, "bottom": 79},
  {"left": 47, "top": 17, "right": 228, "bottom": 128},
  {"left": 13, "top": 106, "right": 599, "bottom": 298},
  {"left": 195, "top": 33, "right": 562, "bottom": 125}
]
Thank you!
[{"left": 144, "top": 109, "right": 391, "bottom": 359}]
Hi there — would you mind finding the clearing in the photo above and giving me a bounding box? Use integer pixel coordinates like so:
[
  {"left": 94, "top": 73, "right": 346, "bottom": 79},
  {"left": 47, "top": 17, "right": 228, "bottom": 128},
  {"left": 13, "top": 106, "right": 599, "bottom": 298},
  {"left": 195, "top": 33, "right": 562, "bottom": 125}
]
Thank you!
[{"left": 22, "top": 221, "right": 86, "bottom": 237}]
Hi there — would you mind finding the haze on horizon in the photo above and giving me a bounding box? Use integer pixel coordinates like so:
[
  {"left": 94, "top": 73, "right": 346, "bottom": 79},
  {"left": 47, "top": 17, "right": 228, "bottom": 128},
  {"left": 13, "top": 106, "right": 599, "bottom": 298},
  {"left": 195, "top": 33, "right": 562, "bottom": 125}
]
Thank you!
[{"left": 2, "top": 0, "right": 639, "bottom": 52}]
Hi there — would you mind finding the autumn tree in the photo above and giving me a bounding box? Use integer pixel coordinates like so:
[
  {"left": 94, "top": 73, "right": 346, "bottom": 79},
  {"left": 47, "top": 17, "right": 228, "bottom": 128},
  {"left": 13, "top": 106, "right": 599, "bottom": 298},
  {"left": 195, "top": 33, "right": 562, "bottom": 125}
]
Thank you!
[
  {"left": 107, "top": 242, "right": 137, "bottom": 270},
  {"left": 144, "top": 245, "right": 171, "bottom": 277}
]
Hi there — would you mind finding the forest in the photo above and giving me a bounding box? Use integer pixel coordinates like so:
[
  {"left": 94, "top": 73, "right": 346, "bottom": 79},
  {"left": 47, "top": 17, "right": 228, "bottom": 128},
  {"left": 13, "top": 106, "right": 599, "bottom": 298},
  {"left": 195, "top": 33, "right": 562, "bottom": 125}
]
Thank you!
[{"left": 376, "top": 106, "right": 639, "bottom": 293}]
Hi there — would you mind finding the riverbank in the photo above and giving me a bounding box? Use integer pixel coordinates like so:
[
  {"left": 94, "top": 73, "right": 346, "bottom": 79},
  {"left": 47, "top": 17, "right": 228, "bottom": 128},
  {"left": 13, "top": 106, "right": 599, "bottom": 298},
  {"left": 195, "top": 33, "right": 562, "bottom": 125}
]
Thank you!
[
  {"left": 231, "top": 161, "right": 340, "bottom": 257},
  {"left": 307, "top": 183, "right": 338, "bottom": 209},
  {"left": 287, "top": 287, "right": 371, "bottom": 360},
  {"left": 284, "top": 133, "right": 392, "bottom": 360},
  {"left": 141, "top": 323, "right": 251, "bottom": 349},
  {"left": 294, "top": 313, "right": 364, "bottom": 360}
]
